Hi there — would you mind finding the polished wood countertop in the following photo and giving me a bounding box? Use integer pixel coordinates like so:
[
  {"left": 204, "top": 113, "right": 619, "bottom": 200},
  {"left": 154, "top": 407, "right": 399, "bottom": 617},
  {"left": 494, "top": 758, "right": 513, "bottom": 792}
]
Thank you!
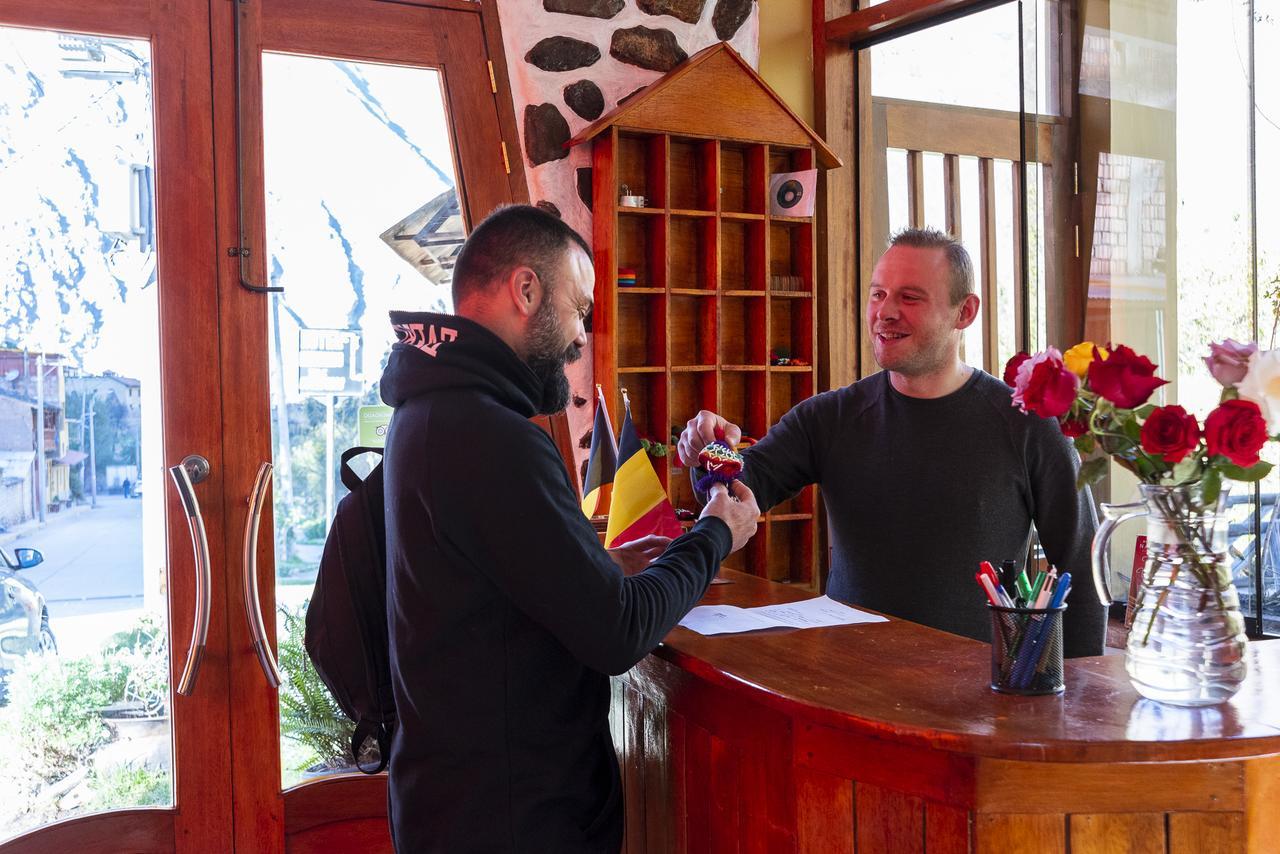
[{"left": 652, "top": 570, "right": 1280, "bottom": 764}]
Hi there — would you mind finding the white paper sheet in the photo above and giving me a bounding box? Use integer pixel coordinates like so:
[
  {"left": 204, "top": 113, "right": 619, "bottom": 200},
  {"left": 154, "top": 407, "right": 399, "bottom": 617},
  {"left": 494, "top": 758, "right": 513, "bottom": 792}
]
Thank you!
[{"left": 678, "top": 595, "right": 889, "bottom": 636}]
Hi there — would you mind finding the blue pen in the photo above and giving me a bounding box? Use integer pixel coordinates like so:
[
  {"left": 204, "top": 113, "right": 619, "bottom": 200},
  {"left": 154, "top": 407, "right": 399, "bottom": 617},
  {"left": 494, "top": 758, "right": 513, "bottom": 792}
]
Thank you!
[
  {"left": 1014, "top": 574, "right": 1072, "bottom": 688},
  {"left": 1047, "top": 572, "right": 1072, "bottom": 609}
]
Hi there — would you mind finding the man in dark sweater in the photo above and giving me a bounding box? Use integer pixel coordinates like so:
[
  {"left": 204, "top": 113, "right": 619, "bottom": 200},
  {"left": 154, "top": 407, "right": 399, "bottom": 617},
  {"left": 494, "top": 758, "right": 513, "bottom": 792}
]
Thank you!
[
  {"left": 381, "top": 205, "right": 759, "bottom": 853},
  {"left": 678, "top": 228, "right": 1105, "bottom": 658}
]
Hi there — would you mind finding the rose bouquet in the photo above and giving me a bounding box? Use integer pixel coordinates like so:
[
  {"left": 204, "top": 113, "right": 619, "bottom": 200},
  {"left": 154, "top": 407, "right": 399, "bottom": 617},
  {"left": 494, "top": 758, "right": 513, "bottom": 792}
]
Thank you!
[
  {"left": 1004, "top": 340, "right": 1278, "bottom": 652},
  {"left": 1004, "top": 340, "right": 1273, "bottom": 498}
]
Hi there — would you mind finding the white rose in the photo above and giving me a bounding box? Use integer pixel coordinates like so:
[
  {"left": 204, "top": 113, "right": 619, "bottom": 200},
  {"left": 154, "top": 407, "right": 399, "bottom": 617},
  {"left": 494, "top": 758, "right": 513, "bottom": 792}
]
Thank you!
[{"left": 1236, "top": 348, "right": 1280, "bottom": 434}]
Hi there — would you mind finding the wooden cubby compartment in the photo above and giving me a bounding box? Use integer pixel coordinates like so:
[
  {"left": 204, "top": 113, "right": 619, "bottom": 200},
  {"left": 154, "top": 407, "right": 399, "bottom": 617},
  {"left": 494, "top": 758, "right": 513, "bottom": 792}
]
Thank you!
[
  {"left": 669, "top": 137, "right": 717, "bottom": 211},
  {"left": 768, "top": 145, "right": 815, "bottom": 195},
  {"left": 719, "top": 369, "right": 768, "bottom": 443},
  {"left": 769, "top": 370, "right": 814, "bottom": 428},
  {"left": 617, "top": 133, "right": 666, "bottom": 208},
  {"left": 670, "top": 369, "right": 716, "bottom": 435},
  {"left": 617, "top": 211, "right": 665, "bottom": 289},
  {"left": 720, "top": 295, "right": 767, "bottom": 367},
  {"left": 720, "top": 220, "right": 766, "bottom": 291},
  {"left": 768, "top": 221, "right": 813, "bottom": 292},
  {"left": 769, "top": 295, "right": 814, "bottom": 365},
  {"left": 617, "top": 372, "right": 668, "bottom": 484},
  {"left": 616, "top": 292, "right": 665, "bottom": 368},
  {"left": 720, "top": 143, "right": 766, "bottom": 214},
  {"left": 670, "top": 215, "right": 715, "bottom": 290},
  {"left": 670, "top": 294, "right": 716, "bottom": 367}
]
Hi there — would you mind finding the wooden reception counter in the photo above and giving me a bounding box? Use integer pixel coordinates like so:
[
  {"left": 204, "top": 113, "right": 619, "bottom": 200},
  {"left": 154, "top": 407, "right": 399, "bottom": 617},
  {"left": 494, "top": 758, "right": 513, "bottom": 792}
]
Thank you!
[{"left": 610, "top": 570, "right": 1280, "bottom": 853}]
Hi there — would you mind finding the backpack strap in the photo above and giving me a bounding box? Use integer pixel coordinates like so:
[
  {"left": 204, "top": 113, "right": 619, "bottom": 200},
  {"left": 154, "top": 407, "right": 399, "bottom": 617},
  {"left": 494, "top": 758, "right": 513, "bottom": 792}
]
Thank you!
[
  {"left": 352, "top": 717, "right": 392, "bottom": 774},
  {"left": 340, "top": 446, "right": 383, "bottom": 492}
]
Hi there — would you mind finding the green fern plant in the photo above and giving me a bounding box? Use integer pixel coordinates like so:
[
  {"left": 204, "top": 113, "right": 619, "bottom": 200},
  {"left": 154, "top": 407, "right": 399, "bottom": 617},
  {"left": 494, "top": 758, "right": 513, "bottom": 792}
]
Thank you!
[{"left": 277, "top": 603, "right": 356, "bottom": 772}]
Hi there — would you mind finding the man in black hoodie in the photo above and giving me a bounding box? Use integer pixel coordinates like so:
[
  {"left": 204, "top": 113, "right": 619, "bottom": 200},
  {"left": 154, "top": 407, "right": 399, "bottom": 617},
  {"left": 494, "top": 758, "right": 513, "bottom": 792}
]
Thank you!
[{"left": 380, "top": 205, "right": 759, "bottom": 853}]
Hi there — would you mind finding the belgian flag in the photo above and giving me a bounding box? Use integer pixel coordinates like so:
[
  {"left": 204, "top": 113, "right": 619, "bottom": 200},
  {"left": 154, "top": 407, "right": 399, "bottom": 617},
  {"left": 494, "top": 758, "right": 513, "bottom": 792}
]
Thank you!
[
  {"left": 580, "top": 386, "right": 617, "bottom": 517},
  {"left": 604, "top": 395, "right": 683, "bottom": 548}
]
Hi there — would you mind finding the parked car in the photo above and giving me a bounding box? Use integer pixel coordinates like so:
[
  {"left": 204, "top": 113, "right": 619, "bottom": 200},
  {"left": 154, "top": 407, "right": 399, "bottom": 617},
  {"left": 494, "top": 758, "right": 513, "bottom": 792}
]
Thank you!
[{"left": 0, "top": 547, "right": 57, "bottom": 697}]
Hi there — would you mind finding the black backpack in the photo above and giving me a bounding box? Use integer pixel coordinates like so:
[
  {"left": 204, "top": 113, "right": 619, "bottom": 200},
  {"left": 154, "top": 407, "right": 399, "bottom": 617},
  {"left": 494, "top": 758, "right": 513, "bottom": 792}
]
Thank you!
[{"left": 304, "top": 446, "right": 395, "bottom": 773}]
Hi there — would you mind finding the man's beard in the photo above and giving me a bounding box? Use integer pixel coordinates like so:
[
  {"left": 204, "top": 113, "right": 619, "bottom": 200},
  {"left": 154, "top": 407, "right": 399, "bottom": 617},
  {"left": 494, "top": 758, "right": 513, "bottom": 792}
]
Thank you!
[{"left": 525, "top": 296, "right": 580, "bottom": 415}]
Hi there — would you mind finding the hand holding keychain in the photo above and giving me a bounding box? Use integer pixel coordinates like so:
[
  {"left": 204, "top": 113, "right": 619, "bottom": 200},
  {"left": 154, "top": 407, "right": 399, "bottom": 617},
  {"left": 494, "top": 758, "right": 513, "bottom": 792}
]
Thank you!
[{"left": 696, "top": 426, "right": 746, "bottom": 493}]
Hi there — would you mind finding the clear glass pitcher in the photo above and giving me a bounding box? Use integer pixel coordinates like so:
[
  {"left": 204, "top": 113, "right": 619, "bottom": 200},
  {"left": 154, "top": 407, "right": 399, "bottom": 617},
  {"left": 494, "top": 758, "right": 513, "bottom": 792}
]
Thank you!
[{"left": 1092, "top": 482, "right": 1247, "bottom": 706}]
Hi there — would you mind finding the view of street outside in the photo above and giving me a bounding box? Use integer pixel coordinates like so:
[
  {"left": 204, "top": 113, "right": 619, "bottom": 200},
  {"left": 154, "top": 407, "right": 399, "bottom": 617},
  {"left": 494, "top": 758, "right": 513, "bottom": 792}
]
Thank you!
[{"left": 5, "top": 494, "right": 147, "bottom": 657}]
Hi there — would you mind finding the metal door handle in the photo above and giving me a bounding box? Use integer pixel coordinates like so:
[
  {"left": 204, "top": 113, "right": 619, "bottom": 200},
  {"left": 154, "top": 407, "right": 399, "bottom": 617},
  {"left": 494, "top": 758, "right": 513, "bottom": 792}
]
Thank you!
[
  {"left": 169, "top": 455, "right": 211, "bottom": 697},
  {"left": 243, "top": 462, "right": 281, "bottom": 687}
]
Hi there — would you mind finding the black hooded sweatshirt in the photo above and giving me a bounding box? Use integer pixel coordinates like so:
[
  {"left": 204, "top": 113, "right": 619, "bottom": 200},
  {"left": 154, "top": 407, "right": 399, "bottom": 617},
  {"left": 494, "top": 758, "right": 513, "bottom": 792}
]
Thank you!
[{"left": 379, "top": 312, "right": 731, "bottom": 853}]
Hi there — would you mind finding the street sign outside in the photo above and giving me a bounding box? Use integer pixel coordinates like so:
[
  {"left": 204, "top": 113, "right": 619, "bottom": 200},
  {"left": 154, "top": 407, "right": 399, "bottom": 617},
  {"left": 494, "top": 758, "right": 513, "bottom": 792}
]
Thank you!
[{"left": 298, "top": 328, "right": 362, "bottom": 396}]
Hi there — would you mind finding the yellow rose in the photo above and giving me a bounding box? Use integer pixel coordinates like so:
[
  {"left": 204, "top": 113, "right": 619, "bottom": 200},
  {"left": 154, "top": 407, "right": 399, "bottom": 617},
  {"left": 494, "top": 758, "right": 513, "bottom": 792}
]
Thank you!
[{"left": 1064, "top": 341, "right": 1106, "bottom": 378}]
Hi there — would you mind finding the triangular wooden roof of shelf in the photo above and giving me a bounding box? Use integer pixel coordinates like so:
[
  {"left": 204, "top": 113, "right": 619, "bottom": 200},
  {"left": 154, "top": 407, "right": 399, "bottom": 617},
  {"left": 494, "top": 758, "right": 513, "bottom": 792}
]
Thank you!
[{"left": 567, "top": 42, "right": 841, "bottom": 169}]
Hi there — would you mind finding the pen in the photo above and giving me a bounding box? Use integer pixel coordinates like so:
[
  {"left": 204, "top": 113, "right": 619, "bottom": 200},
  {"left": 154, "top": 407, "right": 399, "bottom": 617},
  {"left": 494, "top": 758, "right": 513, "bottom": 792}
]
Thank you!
[
  {"left": 1028, "top": 570, "right": 1047, "bottom": 603},
  {"left": 976, "top": 572, "right": 1003, "bottom": 607},
  {"left": 1032, "top": 569, "right": 1056, "bottom": 609},
  {"left": 1000, "top": 559, "right": 1019, "bottom": 597},
  {"left": 1047, "top": 573, "right": 1072, "bottom": 609},
  {"left": 1014, "top": 570, "right": 1033, "bottom": 605}
]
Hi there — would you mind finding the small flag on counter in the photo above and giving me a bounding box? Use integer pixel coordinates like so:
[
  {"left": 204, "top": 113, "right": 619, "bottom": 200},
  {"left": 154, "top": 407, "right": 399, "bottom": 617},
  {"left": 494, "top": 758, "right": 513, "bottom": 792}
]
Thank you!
[
  {"left": 581, "top": 386, "right": 618, "bottom": 518},
  {"left": 605, "top": 390, "right": 683, "bottom": 548}
]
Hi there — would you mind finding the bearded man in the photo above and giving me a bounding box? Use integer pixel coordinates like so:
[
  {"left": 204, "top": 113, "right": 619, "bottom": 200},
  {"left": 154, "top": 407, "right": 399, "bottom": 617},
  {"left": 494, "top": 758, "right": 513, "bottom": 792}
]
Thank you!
[
  {"left": 380, "top": 204, "right": 759, "bottom": 853},
  {"left": 677, "top": 227, "right": 1105, "bottom": 658}
]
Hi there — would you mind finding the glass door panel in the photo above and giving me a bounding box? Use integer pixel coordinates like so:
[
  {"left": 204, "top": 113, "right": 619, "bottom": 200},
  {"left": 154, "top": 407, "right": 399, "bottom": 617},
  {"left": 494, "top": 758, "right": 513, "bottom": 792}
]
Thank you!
[
  {"left": 0, "top": 23, "right": 184, "bottom": 843},
  {"left": 0, "top": 2, "right": 230, "bottom": 848},
  {"left": 259, "top": 52, "right": 465, "bottom": 786}
]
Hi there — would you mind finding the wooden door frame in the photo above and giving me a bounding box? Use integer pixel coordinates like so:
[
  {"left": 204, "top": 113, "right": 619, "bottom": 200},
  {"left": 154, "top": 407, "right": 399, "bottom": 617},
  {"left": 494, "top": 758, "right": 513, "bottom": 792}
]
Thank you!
[
  {"left": 0, "top": 2, "right": 228, "bottom": 852},
  {"left": 209, "top": 1, "right": 526, "bottom": 851}
]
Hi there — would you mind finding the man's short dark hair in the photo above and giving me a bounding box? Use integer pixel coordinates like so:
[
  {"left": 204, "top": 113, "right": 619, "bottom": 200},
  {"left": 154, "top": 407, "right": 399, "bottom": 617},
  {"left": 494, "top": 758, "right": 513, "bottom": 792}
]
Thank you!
[
  {"left": 888, "top": 227, "right": 974, "bottom": 306},
  {"left": 452, "top": 205, "right": 591, "bottom": 306}
]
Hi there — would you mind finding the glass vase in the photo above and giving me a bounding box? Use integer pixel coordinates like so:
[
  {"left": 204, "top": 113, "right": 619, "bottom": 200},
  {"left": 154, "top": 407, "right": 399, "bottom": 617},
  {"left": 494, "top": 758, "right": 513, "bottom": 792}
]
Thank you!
[{"left": 1093, "top": 482, "right": 1248, "bottom": 706}]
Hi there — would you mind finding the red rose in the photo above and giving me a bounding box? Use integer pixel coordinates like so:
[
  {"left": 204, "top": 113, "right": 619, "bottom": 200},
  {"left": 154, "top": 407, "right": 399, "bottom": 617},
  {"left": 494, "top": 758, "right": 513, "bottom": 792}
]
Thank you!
[
  {"left": 1003, "top": 352, "right": 1030, "bottom": 387},
  {"left": 1061, "top": 418, "right": 1089, "bottom": 438},
  {"left": 1139, "top": 405, "right": 1200, "bottom": 463},
  {"left": 1087, "top": 344, "right": 1169, "bottom": 409},
  {"left": 1204, "top": 399, "right": 1268, "bottom": 467},
  {"left": 1011, "top": 348, "right": 1079, "bottom": 419}
]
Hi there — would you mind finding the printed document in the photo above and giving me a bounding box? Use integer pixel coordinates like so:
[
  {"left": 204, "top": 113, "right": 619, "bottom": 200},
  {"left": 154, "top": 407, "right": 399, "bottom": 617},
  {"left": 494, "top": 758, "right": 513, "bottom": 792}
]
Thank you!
[{"left": 678, "top": 596, "right": 888, "bottom": 636}]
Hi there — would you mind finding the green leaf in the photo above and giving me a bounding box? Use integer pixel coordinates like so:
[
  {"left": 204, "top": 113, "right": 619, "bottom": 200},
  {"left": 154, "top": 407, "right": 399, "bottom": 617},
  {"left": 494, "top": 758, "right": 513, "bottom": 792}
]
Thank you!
[
  {"left": 1135, "top": 405, "right": 1156, "bottom": 419},
  {"left": 1201, "top": 467, "right": 1223, "bottom": 505},
  {"left": 1169, "top": 457, "right": 1202, "bottom": 485},
  {"left": 1218, "top": 460, "right": 1274, "bottom": 482},
  {"left": 1120, "top": 415, "right": 1142, "bottom": 444},
  {"left": 1073, "top": 433, "right": 1096, "bottom": 455},
  {"left": 1076, "top": 456, "right": 1109, "bottom": 490}
]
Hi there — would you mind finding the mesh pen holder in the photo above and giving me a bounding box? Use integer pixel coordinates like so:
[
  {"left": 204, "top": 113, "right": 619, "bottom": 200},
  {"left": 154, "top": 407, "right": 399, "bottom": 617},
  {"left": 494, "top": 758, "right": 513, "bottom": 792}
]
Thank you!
[{"left": 989, "top": 604, "right": 1066, "bottom": 695}]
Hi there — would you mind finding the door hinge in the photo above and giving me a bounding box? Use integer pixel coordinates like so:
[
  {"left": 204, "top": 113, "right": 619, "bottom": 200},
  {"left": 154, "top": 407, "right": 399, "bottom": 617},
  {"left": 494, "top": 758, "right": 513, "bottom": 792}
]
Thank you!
[
  {"left": 1074, "top": 224, "right": 1080, "bottom": 258},
  {"left": 500, "top": 141, "right": 511, "bottom": 175},
  {"left": 487, "top": 60, "right": 497, "bottom": 94},
  {"left": 1073, "top": 161, "right": 1079, "bottom": 195},
  {"left": 227, "top": 246, "right": 250, "bottom": 258}
]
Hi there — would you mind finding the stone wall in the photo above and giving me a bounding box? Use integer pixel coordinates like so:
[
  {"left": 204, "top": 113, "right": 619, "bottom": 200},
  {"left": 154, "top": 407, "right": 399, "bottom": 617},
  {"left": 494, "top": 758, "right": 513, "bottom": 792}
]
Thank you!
[
  {"left": 496, "top": 0, "right": 758, "bottom": 241},
  {"left": 494, "top": 1, "right": 759, "bottom": 477}
]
